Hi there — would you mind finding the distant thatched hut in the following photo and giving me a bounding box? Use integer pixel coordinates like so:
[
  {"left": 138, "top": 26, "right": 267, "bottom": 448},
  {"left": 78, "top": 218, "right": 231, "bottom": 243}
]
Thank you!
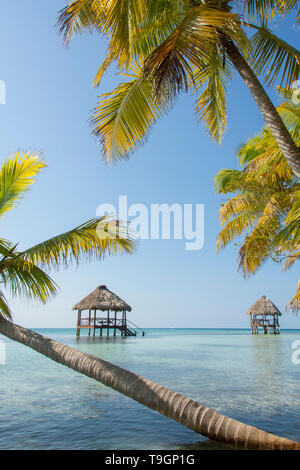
[
  {"left": 247, "top": 295, "right": 281, "bottom": 334},
  {"left": 73, "top": 285, "right": 144, "bottom": 337}
]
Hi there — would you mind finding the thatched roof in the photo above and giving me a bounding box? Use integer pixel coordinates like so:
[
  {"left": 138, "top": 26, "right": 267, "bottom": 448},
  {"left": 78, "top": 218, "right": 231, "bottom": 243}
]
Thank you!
[
  {"left": 73, "top": 285, "right": 132, "bottom": 312},
  {"left": 246, "top": 295, "right": 282, "bottom": 316}
]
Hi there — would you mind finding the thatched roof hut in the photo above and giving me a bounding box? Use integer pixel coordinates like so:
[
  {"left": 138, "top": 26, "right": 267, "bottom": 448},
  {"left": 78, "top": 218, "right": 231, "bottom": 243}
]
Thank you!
[
  {"left": 247, "top": 295, "right": 282, "bottom": 316},
  {"left": 247, "top": 295, "right": 281, "bottom": 334},
  {"left": 73, "top": 285, "right": 132, "bottom": 312}
]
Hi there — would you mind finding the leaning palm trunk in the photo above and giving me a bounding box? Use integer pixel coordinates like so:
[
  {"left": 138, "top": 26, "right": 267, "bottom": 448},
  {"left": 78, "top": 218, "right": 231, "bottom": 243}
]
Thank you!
[
  {"left": 220, "top": 36, "right": 300, "bottom": 180},
  {"left": 0, "top": 318, "right": 299, "bottom": 450}
]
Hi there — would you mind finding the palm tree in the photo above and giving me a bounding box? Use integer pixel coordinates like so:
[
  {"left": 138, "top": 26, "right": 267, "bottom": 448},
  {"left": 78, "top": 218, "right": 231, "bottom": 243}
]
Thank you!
[
  {"left": 0, "top": 150, "right": 298, "bottom": 449},
  {"left": 215, "top": 88, "right": 300, "bottom": 311},
  {"left": 1, "top": 313, "right": 299, "bottom": 449},
  {"left": 0, "top": 148, "right": 134, "bottom": 357},
  {"left": 57, "top": 0, "right": 300, "bottom": 177}
]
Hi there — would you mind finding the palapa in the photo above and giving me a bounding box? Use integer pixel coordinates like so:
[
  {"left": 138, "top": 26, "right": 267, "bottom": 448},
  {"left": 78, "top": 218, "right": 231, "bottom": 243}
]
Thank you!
[
  {"left": 247, "top": 295, "right": 282, "bottom": 316},
  {"left": 247, "top": 295, "right": 281, "bottom": 334},
  {"left": 73, "top": 285, "right": 132, "bottom": 312}
]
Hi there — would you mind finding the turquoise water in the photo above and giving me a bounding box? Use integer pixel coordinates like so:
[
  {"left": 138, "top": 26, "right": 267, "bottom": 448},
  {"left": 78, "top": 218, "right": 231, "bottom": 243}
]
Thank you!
[{"left": 0, "top": 328, "right": 300, "bottom": 450}]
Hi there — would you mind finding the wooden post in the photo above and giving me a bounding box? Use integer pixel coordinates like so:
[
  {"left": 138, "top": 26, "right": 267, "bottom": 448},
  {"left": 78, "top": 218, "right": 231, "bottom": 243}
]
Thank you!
[
  {"left": 88, "top": 309, "right": 91, "bottom": 336},
  {"left": 93, "top": 310, "right": 96, "bottom": 336},
  {"left": 114, "top": 311, "right": 117, "bottom": 337},
  {"left": 76, "top": 310, "right": 81, "bottom": 337},
  {"left": 107, "top": 310, "right": 110, "bottom": 336}
]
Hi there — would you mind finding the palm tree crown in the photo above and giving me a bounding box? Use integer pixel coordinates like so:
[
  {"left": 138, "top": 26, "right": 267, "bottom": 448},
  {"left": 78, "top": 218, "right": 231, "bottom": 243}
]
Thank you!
[
  {"left": 215, "top": 88, "right": 300, "bottom": 311},
  {"left": 57, "top": 0, "right": 300, "bottom": 170}
]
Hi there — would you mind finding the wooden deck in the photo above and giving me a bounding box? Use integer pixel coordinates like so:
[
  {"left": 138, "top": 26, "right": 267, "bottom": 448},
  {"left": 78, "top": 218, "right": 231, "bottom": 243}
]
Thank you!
[
  {"left": 76, "top": 316, "right": 144, "bottom": 337},
  {"left": 250, "top": 315, "right": 280, "bottom": 334}
]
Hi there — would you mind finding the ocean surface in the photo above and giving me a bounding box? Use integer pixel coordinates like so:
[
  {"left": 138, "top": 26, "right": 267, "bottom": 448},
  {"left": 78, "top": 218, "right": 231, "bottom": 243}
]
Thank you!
[{"left": 0, "top": 328, "right": 300, "bottom": 450}]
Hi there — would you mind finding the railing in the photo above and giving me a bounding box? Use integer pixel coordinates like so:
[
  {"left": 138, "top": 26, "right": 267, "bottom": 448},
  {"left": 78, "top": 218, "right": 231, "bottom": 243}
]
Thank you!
[
  {"left": 250, "top": 320, "right": 277, "bottom": 326},
  {"left": 127, "top": 319, "right": 145, "bottom": 336},
  {"left": 79, "top": 317, "right": 124, "bottom": 327},
  {"left": 78, "top": 317, "right": 145, "bottom": 336}
]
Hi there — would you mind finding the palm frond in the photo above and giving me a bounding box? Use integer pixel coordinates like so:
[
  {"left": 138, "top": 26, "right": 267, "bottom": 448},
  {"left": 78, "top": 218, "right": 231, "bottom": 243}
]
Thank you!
[
  {"left": 238, "top": 217, "right": 279, "bottom": 275},
  {"left": 249, "top": 24, "right": 300, "bottom": 88},
  {"left": 96, "top": 0, "right": 146, "bottom": 69},
  {"left": 218, "top": 192, "right": 263, "bottom": 226},
  {"left": 93, "top": 48, "right": 117, "bottom": 87},
  {"left": 277, "top": 103, "right": 300, "bottom": 139},
  {"left": 215, "top": 168, "right": 247, "bottom": 193},
  {"left": 0, "top": 243, "right": 58, "bottom": 303},
  {"left": 276, "top": 0, "right": 299, "bottom": 18},
  {"left": 282, "top": 248, "right": 300, "bottom": 270},
  {"left": 243, "top": 0, "right": 279, "bottom": 22},
  {"left": 91, "top": 65, "right": 171, "bottom": 162},
  {"left": 0, "top": 290, "right": 12, "bottom": 320},
  {"left": 193, "top": 46, "right": 233, "bottom": 142},
  {"left": 143, "top": 6, "right": 246, "bottom": 99},
  {"left": 216, "top": 88, "right": 300, "bottom": 309},
  {"left": 19, "top": 215, "right": 136, "bottom": 270},
  {"left": 132, "top": 6, "right": 187, "bottom": 64},
  {"left": 58, "top": 0, "right": 146, "bottom": 70},
  {"left": 0, "top": 150, "right": 45, "bottom": 219},
  {"left": 287, "top": 279, "right": 300, "bottom": 312},
  {"left": 216, "top": 212, "right": 258, "bottom": 251},
  {"left": 274, "top": 190, "right": 300, "bottom": 243},
  {"left": 57, "top": 0, "right": 101, "bottom": 45},
  {"left": 237, "top": 135, "right": 264, "bottom": 166}
]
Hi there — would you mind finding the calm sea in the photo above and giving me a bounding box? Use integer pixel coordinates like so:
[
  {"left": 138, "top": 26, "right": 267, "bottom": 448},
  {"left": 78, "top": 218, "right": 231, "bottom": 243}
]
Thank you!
[{"left": 0, "top": 328, "right": 300, "bottom": 450}]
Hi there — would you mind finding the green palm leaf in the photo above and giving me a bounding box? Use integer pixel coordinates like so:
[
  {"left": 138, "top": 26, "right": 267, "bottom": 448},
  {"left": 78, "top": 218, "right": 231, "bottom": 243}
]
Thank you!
[
  {"left": 57, "top": 0, "right": 102, "bottom": 45},
  {"left": 217, "top": 212, "right": 258, "bottom": 251},
  {"left": 238, "top": 218, "right": 279, "bottom": 275},
  {"left": 193, "top": 47, "right": 233, "bottom": 143},
  {"left": 215, "top": 168, "right": 247, "bottom": 193},
  {"left": 91, "top": 65, "right": 171, "bottom": 162},
  {"left": 243, "top": 0, "right": 278, "bottom": 22},
  {"left": 249, "top": 24, "right": 300, "bottom": 87},
  {"left": 287, "top": 279, "right": 300, "bottom": 312},
  {"left": 216, "top": 88, "right": 300, "bottom": 309},
  {"left": 0, "top": 290, "right": 12, "bottom": 320},
  {"left": 0, "top": 243, "right": 58, "bottom": 304},
  {"left": 143, "top": 6, "right": 246, "bottom": 99},
  {"left": 58, "top": 0, "right": 146, "bottom": 70},
  {"left": 0, "top": 150, "right": 137, "bottom": 319},
  {"left": 0, "top": 150, "right": 45, "bottom": 219},
  {"left": 19, "top": 215, "right": 135, "bottom": 270}
]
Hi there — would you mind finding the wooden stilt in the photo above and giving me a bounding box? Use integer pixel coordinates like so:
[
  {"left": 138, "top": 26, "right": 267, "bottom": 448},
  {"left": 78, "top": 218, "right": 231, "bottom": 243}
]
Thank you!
[
  {"left": 76, "top": 310, "right": 81, "bottom": 337},
  {"left": 114, "top": 311, "right": 117, "bottom": 336},
  {"left": 88, "top": 309, "right": 91, "bottom": 336},
  {"left": 93, "top": 309, "right": 96, "bottom": 336}
]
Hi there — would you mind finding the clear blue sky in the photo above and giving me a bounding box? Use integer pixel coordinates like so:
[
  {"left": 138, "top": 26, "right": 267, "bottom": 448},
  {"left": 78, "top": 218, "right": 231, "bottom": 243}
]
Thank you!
[{"left": 0, "top": 1, "right": 299, "bottom": 328}]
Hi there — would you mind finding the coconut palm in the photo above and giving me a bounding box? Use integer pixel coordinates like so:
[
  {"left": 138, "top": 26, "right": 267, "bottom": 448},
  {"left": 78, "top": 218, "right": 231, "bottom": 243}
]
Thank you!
[
  {"left": 0, "top": 150, "right": 298, "bottom": 448},
  {"left": 0, "top": 149, "right": 135, "bottom": 339},
  {"left": 57, "top": 0, "right": 300, "bottom": 177},
  {"left": 215, "top": 88, "right": 300, "bottom": 311},
  {"left": 1, "top": 311, "right": 299, "bottom": 449}
]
